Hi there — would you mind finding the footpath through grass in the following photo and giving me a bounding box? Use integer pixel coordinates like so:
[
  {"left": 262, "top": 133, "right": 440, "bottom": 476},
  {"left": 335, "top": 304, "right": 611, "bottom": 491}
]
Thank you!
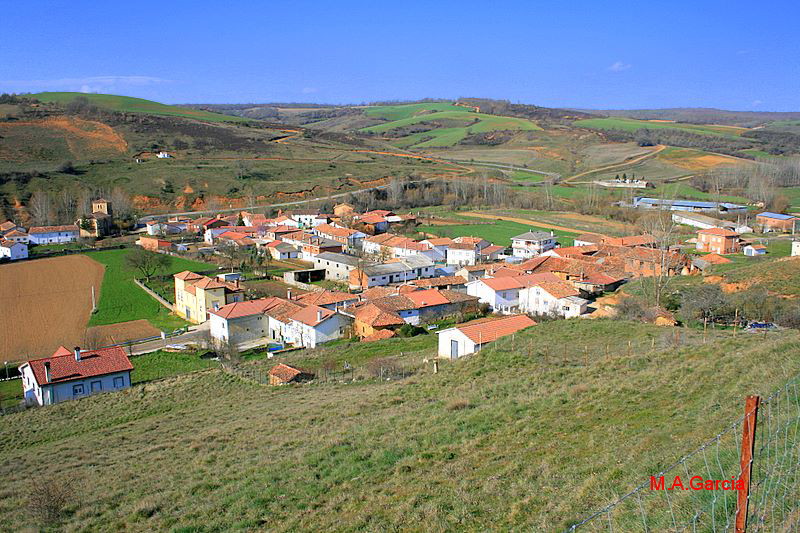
[{"left": 87, "top": 249, "right": 213, "bottom": 331}]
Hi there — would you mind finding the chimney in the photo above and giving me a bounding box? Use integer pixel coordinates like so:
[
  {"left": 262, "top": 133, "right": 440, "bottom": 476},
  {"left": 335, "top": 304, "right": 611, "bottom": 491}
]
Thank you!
[
  {"left": 74, "top": 346, "right": 81, "bottom": 362},
  {"left": 317, "top": 310, "right": 323, "bottom": 322},
  {"left": 44, "top": 361, "right": 51, "bottom": 382}
]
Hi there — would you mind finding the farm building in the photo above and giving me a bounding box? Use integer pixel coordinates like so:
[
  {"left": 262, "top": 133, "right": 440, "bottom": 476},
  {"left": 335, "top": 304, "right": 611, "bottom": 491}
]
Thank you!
[
  {"left": 313, "top": 252, "right": 363, "bottom": 281},
  {"left": 437, "top": 315, "right": 536, "bottom": 359},
  {"left": 18, "top": 346, "right": 133, "bottom": 406},
  {"left": 138, "top": 237, "right": 173, "bottom": 252},
  {"left": 632, "top": 197, "right": 748, "bottom": 213},
  {"left": 756, "top": 212, "right": 797, "bottom": 233},
  {"left": 696, "top": 228, "right": 741, "bottom": 255},
  {"left": 743, "top": 244, "right": 768, "bottom": 256},
  {"left": 672, "top": 212, "right": 753, "bottom": 233},
  {"left": 27, "top": 225, "right": 79, "bottom": 244},
  {"left": 0, "top": 240, "right": 28, "bottom": 260}
]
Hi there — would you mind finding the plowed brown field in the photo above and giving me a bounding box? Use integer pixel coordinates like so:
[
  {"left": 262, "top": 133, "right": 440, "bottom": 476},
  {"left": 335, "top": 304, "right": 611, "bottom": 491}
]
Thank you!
[{"left": 0, "top": 255, "right": 104, "bottom": 362}]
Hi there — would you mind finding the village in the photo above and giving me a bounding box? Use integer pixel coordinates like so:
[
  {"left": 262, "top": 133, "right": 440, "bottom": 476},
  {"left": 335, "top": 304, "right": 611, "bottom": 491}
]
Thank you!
[{"left": 3, "top": 196, "right": 799, "bottom": 407}]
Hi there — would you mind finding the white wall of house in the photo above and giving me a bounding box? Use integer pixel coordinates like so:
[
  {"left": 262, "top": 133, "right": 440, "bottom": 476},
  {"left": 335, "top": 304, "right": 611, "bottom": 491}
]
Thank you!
[
  {"left": 519, "top": 287, "right": 586, "bottom": 318},
  {"left": 437, "top": 328, "right": 478, "bottom": 359},
  {"left": 447, "top": 248, "right": 477, "bottom": 266},
  {"left": 289, "top": 313, "right": 351, "bottom": 348},
  {"left": 466, "top": 281, "right": 519, "bottom": 313},
  {"left": 20, "top": 365, "right": 131, "bottom": 406},
  {"left": 511, "top": 237, "right": 556, "bottom": 258},
  {"left": 0, "top": 242, "right": 27, "bottom": 260},
  {"left": 792, "top": 241, "right": 800, "bottom": 257},
  {"left": 28, "top": 231, "right": 78, "bottom": 245}
]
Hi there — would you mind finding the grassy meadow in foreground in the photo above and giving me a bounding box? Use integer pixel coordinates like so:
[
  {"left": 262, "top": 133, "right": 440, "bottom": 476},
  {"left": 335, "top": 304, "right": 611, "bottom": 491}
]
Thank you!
[{"left": 1, "top": 320, "right": 798, "bottom": 531}]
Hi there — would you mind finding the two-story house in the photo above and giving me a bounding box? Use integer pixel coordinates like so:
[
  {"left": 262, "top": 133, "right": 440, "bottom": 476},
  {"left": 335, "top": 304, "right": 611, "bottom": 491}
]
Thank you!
[
  {"left": 174, "top": 271, "right": 245, "bottom": 323},
  {"left": 511, "top": 231, "right": 557, "bottom": 258}
]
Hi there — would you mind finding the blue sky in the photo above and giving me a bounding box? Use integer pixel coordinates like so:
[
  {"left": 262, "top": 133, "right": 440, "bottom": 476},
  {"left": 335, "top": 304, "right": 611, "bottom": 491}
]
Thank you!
[{"left": 1, "top": 0, "right": 798, "bottom": 110}]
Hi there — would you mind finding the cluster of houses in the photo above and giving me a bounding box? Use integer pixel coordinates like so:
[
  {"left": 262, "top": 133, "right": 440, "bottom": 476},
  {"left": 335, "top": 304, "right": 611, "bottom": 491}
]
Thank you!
[
  {"left": 0, "top": 199, "right": 115, "bottom": 261},
  {"left": 16, "top": 199, "right": 799, "bottom": 407}
]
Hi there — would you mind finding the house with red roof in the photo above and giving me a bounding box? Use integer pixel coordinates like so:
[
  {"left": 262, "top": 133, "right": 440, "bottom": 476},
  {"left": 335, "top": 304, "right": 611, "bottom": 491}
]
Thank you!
[
  {"left": 0, "top": 239, "right": 28, "bottom": 261},
  {"left": 466, "top": 273, "right": 563, "bottom": 314},
  {"left": 18, "top": 345, "right": 133, "bottom": 406},
  {"left": 696, "top": 228, "right": 741, "bottom": 255},
  {"left": 518, "top": 279, "right": 589, "bottom": 318},
  {"left": 437, "top": 315, "right": 536, "bottom": 359},
  {"left": 174, "top": 271, "right": 245, "bottom": 324},
  {"left": 208, "top": 297, "right": 353, "bottom": 349}
]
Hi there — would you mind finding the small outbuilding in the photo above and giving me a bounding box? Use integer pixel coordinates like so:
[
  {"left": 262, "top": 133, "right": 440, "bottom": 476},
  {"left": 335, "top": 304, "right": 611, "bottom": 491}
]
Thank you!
[{"left": 268, "top": 363, "right": 313, "bottom": 385}]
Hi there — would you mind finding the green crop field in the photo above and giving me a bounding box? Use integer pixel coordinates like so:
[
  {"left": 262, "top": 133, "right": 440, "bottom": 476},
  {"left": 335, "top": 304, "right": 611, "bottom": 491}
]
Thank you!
[
  {"left": 87, "top": 249, "right": 214, "bottom": 331},
  {"left": 1, "top": 319, "right": 798, "bottom": 531},
  {"left": 419, "top": 219, "right": 575, "bottom": 246},
  {"left": 573, "top": 117, "right": 745, "bottom": 138},
  {"left": 31, "top": 92, "right": 247, "bottom": 122},
  {"left": 361, "top": 103, "right": 542, "bottom": 148},
  {"left": 363, "top": 102, "right": 465, "bottom": 121}
]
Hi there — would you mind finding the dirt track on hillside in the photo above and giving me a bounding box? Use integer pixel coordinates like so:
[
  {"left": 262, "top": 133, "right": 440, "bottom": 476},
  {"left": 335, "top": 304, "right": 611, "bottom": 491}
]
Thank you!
[{"left": 0, "top": 256, "right": 104, "bottom": 362}]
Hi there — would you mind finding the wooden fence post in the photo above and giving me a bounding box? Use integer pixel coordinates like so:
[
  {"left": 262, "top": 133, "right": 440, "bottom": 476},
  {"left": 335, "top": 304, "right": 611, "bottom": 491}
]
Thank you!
[{"left": 735, "top": 394, "right": 760, "bottom": 533}]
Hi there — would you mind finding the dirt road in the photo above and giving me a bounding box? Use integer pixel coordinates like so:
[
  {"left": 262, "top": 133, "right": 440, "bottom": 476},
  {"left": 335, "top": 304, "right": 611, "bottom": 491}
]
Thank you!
[{"left": 563, "top": 144, "right": 667, "bottom": 183}]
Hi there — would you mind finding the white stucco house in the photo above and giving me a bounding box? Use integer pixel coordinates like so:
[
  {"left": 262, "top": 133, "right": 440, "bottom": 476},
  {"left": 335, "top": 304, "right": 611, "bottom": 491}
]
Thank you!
[
  {"left": 209, "top": 297, "right": 352, "bottom": 349},
  {"left": 18, "top": 346, "right": 133, "bottom": 406},
  {"left": 27, "top": 225, "right": 80, "bottom": 245},
  {"left": 437, "top": 314, "right": 536, "bottom": 359},
  {"left": 518, "top": 281, "right": 589, "bottom": 318},
  {"left": 446, "top": 243, "right": 479, "bottom": 266},
  {"left": 466, "top": 273, "right": 562, "bottom": 314},
  {"left": 0, "top": 240, "right": 28, "bottom": 260},
  {"left": 511, "top": 231, "right": 557, "bottom": 258}
]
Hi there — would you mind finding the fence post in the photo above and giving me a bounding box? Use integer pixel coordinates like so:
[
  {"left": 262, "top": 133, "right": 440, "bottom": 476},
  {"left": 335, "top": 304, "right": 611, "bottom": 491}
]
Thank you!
[{"left": 735, "top": 394, "right": 760, "bottom": 533}]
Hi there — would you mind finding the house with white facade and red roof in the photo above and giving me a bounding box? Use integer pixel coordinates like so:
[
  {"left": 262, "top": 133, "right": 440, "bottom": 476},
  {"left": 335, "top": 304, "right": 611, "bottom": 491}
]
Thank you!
[
  {"left": 437, "top": 315, "right": 536, "bottom": 359},
  {"left": 18, "top": 345, "right": 133, "bottom": 406}
]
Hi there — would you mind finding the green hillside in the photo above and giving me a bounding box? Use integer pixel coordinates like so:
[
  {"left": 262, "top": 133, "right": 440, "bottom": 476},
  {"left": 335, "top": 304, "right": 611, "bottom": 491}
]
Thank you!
[
  {"left": 573, "top": 116, "right": 745, "bottom": 138},
  {"left": 360, "top": 102, "right": 542, "bottom": 148},
  {"left": 1, "top": 319, "right": 797, "bottom": 531},
  {"left": 31, "top": 92, "right": 247, "bottom": 122}
]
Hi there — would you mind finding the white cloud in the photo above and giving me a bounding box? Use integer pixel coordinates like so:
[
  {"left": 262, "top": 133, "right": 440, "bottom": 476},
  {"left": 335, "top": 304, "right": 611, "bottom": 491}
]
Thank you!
[
  {"left": 608, "top": 61, "right": 632, "bottom": 72},
  {"left": 752, "top": 99, "right": 763, "bottom": 107},
  {"left": 0, "top": 75, "right": 170, "bottom": 93},
  {"left": 301, "top": 87, "right": 318, "bottom": 94}
]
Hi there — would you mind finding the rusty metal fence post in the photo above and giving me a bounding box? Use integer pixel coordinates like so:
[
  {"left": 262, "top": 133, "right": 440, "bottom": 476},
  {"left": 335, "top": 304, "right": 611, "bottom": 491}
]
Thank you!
[{"left": 735, "top": 394, "right": 760, "bottom": 533}]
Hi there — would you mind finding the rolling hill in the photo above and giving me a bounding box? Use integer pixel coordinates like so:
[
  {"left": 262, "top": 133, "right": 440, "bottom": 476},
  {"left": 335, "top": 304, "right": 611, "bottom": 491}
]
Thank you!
[{"left": 31, "top": 92, "right": 248, "bottom": 122}]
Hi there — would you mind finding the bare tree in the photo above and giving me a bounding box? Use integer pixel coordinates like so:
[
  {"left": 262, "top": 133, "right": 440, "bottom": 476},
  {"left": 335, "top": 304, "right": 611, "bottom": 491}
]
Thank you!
[
  {"left": 125, "top": 248, "right": 171, "bottom": 281},
  {"left": 28, "top": 190, "right": 53, "bottom": 226},
  {"left": 637, "top": 211, "right": 683, "bottom": 308}
]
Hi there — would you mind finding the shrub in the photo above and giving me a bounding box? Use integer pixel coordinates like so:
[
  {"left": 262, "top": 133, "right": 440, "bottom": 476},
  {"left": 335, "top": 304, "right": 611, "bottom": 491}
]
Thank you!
[{"left": 27, "top": 478, "right": 74, "bottom": 526}]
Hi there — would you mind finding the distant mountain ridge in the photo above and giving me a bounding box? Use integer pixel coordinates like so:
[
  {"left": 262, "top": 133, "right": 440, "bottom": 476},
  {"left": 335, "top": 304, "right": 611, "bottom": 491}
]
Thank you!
[{"left": 575, "top": 107, "right": 800, "bottom": 127}]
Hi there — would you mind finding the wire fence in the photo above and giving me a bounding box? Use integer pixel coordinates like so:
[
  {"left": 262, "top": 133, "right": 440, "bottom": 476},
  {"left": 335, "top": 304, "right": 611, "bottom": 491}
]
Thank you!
[{"left": 565, "top": 374, "right": 800, "bottom": 532}]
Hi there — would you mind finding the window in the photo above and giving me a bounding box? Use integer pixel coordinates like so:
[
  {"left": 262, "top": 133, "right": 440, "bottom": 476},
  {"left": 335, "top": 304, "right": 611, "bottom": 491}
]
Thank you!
[
  {"left": 91, "top": 380, "right": 102, "bottom": 392},
  {"left": 72, "top": 384, "right": 85, "bottom": 396},
  {"left": 113, "top": 376, "right": 125, "bottom": 388}
]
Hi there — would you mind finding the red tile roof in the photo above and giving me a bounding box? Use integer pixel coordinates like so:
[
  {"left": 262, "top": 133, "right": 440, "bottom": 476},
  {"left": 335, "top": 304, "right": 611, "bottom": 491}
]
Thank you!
[
  {"left": 455, "top": 315, "right": 536, "bottom": 344},
  {"left": 28, "top": 225, "right": 79, "bottom": 234},
  {"left": 297, "top": 291, "right": 358, "bottom": 306},
  {"left": 289, "top": 305, "right": 335, "bottom": 326},
  {"left": 410, "top": 276, "right": 466, "bottom": 288},
  {"left": 362, "top": 329, "right": 396, "bottom": 342},
  {"left": 698, "top": 228, "right": 739, "bottom": 237},
  {"left": 174, "top": 270, "right": 205, "bottom": 281},
  {"left": 269, "top": 363, "right": 303, "bottom": 383},
  {"left": 404, "top": 289, "right": 451, "bottom": 308},
  {"left": 702, "top": 253, "right": 732, "bottom": 264},
  {"left": 480, "top": 273, "right": 560, "bottom": 291},
  {"left": 209, "top": 297, "right": 284, "bottom": 319},
  {"left": 354, "top": 303, "right": 405, "bottom": 327},
  {"left": 25, "top": 346, "right": 133, "bottom": 386}
]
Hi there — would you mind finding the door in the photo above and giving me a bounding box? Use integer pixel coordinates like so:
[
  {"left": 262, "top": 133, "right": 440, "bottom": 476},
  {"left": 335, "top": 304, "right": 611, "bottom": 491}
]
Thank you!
[{"left": 450, "top": 339, "right": 459, "bottom": 359}]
